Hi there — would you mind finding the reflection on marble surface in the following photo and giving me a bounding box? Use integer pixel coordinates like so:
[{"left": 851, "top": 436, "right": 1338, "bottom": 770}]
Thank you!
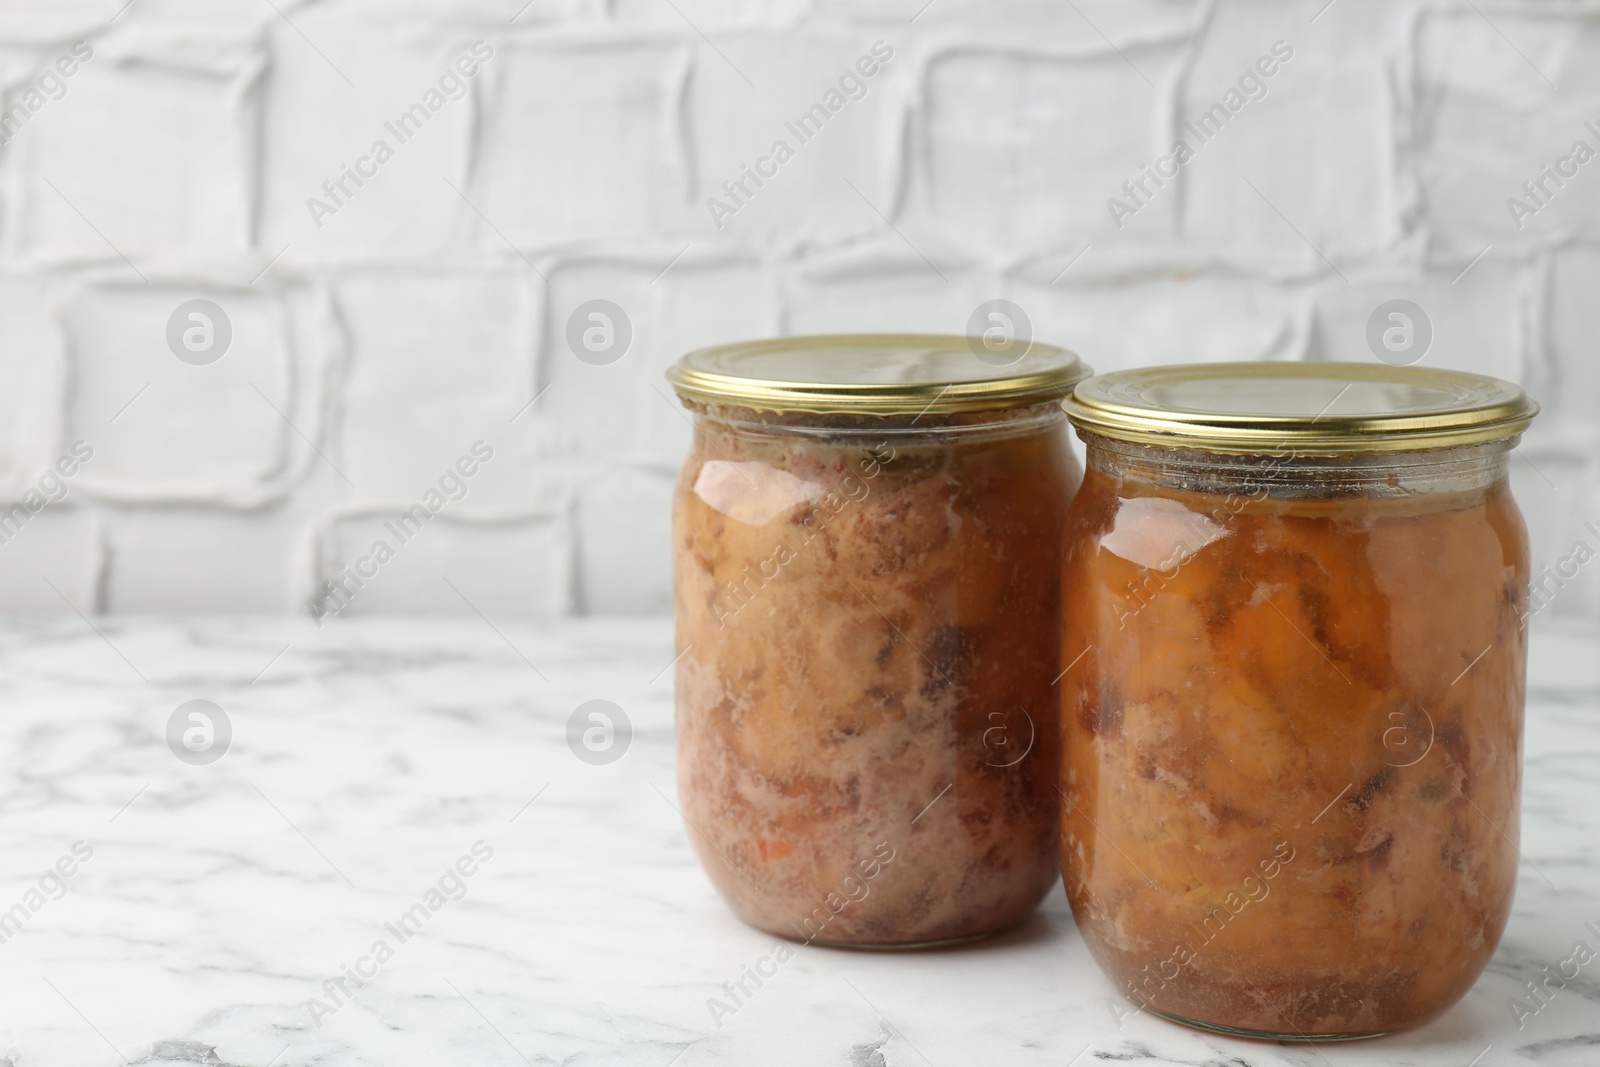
[{"left": 0, "top": 617, "right": 1594, "bottom": 1066}]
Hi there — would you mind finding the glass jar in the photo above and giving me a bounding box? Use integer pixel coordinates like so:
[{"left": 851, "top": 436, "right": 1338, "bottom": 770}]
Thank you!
[
  {"left": 1059, "top": 362, "right": 1539, "bottom": 1038},
  {"left": 667, "top": 334, "right": 1089, "bottom": 947}
]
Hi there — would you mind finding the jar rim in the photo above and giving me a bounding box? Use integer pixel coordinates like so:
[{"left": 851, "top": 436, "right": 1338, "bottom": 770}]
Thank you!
[
  {"left": 666, "top": 333, "right": 1090, "bottom": 416},
  {"left": 1063, "top": 361, "right": 1539, "bottom": 454}
]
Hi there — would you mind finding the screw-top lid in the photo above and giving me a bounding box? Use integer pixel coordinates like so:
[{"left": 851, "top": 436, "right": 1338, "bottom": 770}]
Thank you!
[
  {"left": 667, "top": 333, "right": 1090, "bottom": 416},
  {"left": 1063, "top": 362, "right": 1538, "bottom": 454}
]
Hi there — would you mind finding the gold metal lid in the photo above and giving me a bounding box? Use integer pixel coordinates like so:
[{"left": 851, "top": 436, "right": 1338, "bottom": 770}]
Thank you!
[
  {"left": 1063, "top": 362, "right": 1539, "bottom": 454},
  {"left": 666, "top": 333, "right": 1090, "bottom": 416}
]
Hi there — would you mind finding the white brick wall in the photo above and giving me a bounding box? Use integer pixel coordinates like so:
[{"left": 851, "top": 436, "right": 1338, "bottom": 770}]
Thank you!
[{"left": 0, "top": 0, "right": 1593, "bottom": 621}]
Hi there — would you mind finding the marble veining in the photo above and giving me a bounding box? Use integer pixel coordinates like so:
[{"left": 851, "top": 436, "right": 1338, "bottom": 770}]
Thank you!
[{"left": 0, "top": 617, "right": 1595, "bottom": 1066}]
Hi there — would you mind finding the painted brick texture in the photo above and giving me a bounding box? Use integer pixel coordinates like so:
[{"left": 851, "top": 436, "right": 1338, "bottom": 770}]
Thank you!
[{"left": 0, "top": 0, "right": 1592, "bottom": 621}]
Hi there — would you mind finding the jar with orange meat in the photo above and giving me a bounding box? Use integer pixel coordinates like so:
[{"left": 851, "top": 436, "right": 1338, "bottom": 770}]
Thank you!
[
  {"left": 1058, "top": 362, "right": 1539, "bottom": 1038},
  {"left": 667, "top": 334, "right": 1088, "bottom": 946}
]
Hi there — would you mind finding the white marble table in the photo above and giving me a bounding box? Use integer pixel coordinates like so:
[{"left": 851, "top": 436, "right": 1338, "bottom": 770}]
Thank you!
[{"left": 0, "top": 616, "right": 1595, "bottom": 1067}]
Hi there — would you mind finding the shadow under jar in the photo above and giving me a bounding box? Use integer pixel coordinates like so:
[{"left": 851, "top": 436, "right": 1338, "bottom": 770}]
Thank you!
[
  {"left": 667, "top": 334, "right": 1089, "bottom": 947},
  {"left": 1058, "top": 362, "right": 1540, "bottom": 1039}
]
